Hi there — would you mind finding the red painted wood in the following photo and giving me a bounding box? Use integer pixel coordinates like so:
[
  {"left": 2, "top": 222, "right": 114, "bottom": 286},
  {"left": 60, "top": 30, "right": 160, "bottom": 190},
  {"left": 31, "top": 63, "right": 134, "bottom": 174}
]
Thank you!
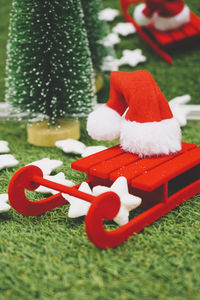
[
  {"left": 147, "top": 12, "right": 200, "bottom": 46},
  {"left": 86, "top": 177, "right": 200, "bottom": 248},
  {"left": 170, "top": 29, "right": 186, "bottom": 41},
  {"left": 147, "top": 13, "right": 200, "bottom": 48},
  {"left": 190, "top": 12, "right": 200, "bottom": 31},
  {"left": 132, "top": 146, "right": 200, "bottom": 191},
  {"left": 183, "top": 24, "right": 198, "bottom": 37},
  {"left": 8, "top": 165, "right": 95, "bottom": 216},
  {"left": 8, "top": 166, "right": 67, "bottom": 216},
  {"left": 89, "top": 152, "right": 139, "bottom": 179},
  {"left": 71, "top": 145, "right": 123, "bottom": 172},
  {"left": 148, "top": 27, "right": 174, "bottom": 45},
  {"left": 33, "top": 176, "right": 94, "bottom": 203},
  {"left": 109, "top": 143, "right": 196, "bottom": 182}
]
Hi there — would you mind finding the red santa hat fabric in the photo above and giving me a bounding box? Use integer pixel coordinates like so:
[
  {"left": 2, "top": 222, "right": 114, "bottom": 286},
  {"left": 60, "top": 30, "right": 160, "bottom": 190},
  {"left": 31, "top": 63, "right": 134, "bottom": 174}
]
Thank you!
[
  {"left": 134, "top": 0, "right": 190, "bottom": 31},
  {"left": 87, "top": 71, "right": 182, "bottom": 157}
]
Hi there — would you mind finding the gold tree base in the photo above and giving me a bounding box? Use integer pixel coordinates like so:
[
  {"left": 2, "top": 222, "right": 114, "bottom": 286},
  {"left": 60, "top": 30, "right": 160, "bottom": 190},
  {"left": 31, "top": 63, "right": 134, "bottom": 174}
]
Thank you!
[
  {"left": 94, "top": 70, "right": 104, "bottom": 93},
  {"left": 27, "top": 119, "right": 80, "bottom": 147}
]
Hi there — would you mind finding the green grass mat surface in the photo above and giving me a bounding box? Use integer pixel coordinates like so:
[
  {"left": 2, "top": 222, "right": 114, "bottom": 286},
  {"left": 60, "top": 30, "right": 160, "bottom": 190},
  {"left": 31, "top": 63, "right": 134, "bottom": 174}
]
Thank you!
[{"left": 0, "top": 0, "right": 200, "bottom": 299}]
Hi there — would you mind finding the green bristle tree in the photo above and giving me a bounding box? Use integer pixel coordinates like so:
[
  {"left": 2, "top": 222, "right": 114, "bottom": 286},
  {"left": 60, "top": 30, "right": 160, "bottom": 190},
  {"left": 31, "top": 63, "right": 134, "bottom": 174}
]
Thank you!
[
  {"left": 81, "top": 0, "right": 113, "bottom": 72},
  {"left": 6, "top": 0, "right": 96, "bottom": 125}
]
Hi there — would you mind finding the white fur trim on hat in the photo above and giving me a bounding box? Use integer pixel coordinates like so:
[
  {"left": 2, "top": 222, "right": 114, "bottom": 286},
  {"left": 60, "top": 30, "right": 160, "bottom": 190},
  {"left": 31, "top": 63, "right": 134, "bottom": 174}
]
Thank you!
[
  {"left": 133, "top": 3, "right": 153, "bottom": 26},
  {"left": 120, "top": 117, "right": 182, "bottom": 157},
  {"left": 154, "top": 5, "right": 190, "bottom": 31},
  {"left": 87, "top": 105, "right": 122, "bottom": 141}
]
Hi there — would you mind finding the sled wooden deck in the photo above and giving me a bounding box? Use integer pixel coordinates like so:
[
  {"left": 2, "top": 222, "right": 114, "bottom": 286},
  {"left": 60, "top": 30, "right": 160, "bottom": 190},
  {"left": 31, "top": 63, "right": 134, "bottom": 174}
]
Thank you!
[
  {"left": 120, "top": 0, "right": 200, "bottom": 63},
  {"left": 146, "top": 12, "right": 200, "bottom": 51},
  {"left": 71, "top": 142, "right": 200, "bottom": 195}
]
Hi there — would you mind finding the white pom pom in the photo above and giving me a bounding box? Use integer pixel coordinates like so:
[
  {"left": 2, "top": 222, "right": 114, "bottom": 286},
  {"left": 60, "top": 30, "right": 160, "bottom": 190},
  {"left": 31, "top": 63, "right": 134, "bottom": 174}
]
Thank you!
[
  {"left": 87, "top": 105, "right": 122, "bottom": 141},
  {"left": 134, "top": 4, "right": 153, "bottom": 26}
]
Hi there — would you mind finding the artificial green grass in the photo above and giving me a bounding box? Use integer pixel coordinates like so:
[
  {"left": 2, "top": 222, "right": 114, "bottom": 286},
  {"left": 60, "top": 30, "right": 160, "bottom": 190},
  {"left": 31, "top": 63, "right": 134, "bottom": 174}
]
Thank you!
[{"left": 0, "top": 0, "right": 200, "bottom": 299}]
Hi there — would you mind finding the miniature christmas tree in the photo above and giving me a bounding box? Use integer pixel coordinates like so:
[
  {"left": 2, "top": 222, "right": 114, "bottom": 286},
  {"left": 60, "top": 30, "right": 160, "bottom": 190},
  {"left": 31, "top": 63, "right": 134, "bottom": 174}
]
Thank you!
[
  {"left": 81, "top": 0, "right": 113, "bottom": 85},
  {"left": 6, "top": 0, "right": 96, "bottom": 145}
]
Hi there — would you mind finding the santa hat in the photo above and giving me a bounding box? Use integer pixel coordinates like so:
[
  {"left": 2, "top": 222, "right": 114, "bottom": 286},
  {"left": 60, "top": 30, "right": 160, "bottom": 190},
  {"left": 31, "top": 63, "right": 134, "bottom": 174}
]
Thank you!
[
  {"left": 87, "top": 71, "right": 182, "bottom": 157},
  {"left": 134, "top": 0, "right": 190, "bottom": 31}
]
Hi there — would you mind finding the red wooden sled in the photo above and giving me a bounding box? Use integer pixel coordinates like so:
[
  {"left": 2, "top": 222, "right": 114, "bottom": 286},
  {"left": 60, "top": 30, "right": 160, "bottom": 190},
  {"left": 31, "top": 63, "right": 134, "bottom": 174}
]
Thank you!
[
  {"left": 120, "top": 0, "right": 200, "bottom": 64},
  {"left": 8, "top": 142, "right": 200, "bottom": 248}
]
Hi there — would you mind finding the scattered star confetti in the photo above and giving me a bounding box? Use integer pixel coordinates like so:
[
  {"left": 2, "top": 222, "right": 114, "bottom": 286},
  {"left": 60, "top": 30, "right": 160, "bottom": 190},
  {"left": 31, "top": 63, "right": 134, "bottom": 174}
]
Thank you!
[
  {"left": 112, "top": 22, "right": 136, "bottom": 36},
  {"left": 35, "top": 172, "right": 75, "bottom": 195},
  {"left": 98, "top": 8, "right": 120, "bottom": 22},
  {"left": 101, "top": 33, "right": 120, "bottom": 47},
  {"left": 63, "top": 177, "right": 142, "bottom": 226},
  {"left": 101, "top": 56, "right": 119, "bottom": 72},
  {"left": 56, "top": 138, "right": 107, "bottom": 158},
  {"left": 0, "top": 154, "right": 19, "bottom": 171},
  {"left": 55, "top": 139, "right": 86, "bottom": 155},
  {"left": 63, "top": 182, "right": 92, "bottom": 218},
  {"left": 0, "top": 194, "right": 11, "bottom": 213},
  {"left": 168, "top": 94, "right": 200, "bottom": 127},
  {"left": 27, "top": 158, "right": 63, "bottom": 175},
  {"left": 118, "top": 49, "right": 146, "bottom": 67},
  {"left": 101, "top": 49, "right": 146, "bottom": 72},
  {"left": 93, "top": 177, "right": 142, "bottom": 226},
  {"left": 81, "top": 146, "right": 107, "bottom": 158},
  {"left": 0, "top": 141, "right": 10, "bottom": 153}
]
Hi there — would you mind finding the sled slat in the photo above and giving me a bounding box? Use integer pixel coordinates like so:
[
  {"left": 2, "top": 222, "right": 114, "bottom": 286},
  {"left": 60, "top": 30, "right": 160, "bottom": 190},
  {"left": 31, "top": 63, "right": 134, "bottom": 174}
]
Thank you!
[
  {"left": 144, "top": 13, "right": 200, "bottom": 49},
  {"left": 190, "top": 12, "right": 200, "bottom": 31},
  {"left": 170, "top": 29, "right": 186, "bottom": 41},
  {"left": 110, "top": 143, "right": 196, "bottom": 183},
  {"left": 132, "top": 146, "right": 200, "bottom": 191},
  {"left": 89, "top": 152, "right": 139, "bottom": 179},
  {"left": 148, "top": 28, "right": 173, "bottom": 45},
  {"left": 71, "top": 145, "right": 124, "bottom": 172},
  {"left": 182, "top": 22, "right": 198, "bottom": 37}
]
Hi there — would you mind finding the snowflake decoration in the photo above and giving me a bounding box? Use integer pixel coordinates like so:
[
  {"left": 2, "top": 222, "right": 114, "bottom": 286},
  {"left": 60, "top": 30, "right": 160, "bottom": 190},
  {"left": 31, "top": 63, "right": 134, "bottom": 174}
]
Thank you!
[
  {"left": 27, "top": 158, "right": 63, "bottom": 175},
  {"left": 0, "top": 194, "right": 11, "bottom": 213},
  {"left": 62, "top": 177, "right": 142, "bottom": 226},
  {"left": 98, "top": 8, "right": 120, "bottom": 22},
  {"left": 0, "top": 154, "right": 19, "bottom": 170},
  {"left": 112, "top": 22, "right": 136, "bottom": 36}
]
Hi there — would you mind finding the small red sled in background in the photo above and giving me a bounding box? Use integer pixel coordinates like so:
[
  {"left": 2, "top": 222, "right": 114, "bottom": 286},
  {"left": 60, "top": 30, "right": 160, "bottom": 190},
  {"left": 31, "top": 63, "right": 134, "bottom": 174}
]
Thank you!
[
  {"left": 8, "top": 141, "right": 200, "bottom": 249},
  {"left": 120, "top": 0, "right": 200, "bottom": 64}
]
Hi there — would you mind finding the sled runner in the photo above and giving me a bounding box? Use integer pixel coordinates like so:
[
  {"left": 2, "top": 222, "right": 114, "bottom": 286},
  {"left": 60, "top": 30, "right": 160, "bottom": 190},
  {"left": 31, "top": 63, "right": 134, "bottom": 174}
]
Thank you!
[
  {"left": 120, "top": 0, "right": 200, "bottom": 64},
  {"left": 8, "top": 142, "right": 200, "bottom": 248}
]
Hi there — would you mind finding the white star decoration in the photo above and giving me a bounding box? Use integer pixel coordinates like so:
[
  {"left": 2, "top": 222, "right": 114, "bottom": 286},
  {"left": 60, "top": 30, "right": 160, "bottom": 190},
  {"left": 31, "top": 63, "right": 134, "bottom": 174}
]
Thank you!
[
  {"left": 55, "top": 139, "right": 86, "bottom": 155},
  {"left": 81, "top": 146, "right": 107, "bottom": 158},
  {"left": 35, "top": 172, "right": 75, "bottom": 195},
  {"left": 55, "top": 138, "right": 107, "bottom": 157},
  {"left": 0, "top": 194, "right": 11, "bottom": 213},
  {"left": 27, "top": 158, "right": 63, "bottom": 175},
  {"left": 0, "top": 141, "right": 10, "bottom": 153},
  {"left": 98, "top": 8, "right": 120, "bottom": 22},
  {"left": 169, "top": 94, "right": 200, "bottom": 127},
  {"left": 93, "top": 177, "right": 142, "bottom": 226},
  {"left": 0, "top": 154, "right": 19, "bottom": 171},
  {"left": 63, "top": 182, "right": 92, "bottom": 218},
  {"left": 101, "top": 33, "right": 120, "bottom": 47},
  {"left": 62, "top": 177, "right": 142, "bottom": 226},
  {"left": 113, "top": 22, "right": 136, "bottom": 36},
  {"left": 101, "top": 56, "right": 119, "bottom": 72},
  {"left": 101, "top": 49, "right": 146, "bottom": 72},
  {"left": 119, "top": 49, "right": 146, "bottom": 67}
]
